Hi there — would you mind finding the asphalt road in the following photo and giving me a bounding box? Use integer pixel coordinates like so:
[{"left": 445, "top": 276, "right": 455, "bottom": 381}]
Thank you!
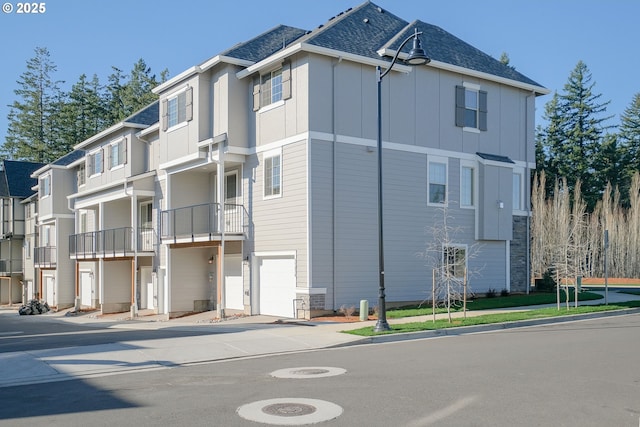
[{"left": 1, "top": 313, "right": 639, "bottom": 426}]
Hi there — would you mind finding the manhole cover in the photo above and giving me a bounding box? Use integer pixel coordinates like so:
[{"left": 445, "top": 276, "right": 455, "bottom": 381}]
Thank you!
[
  {"left": 292, "top": 368, "right": 329, "bottom": 375},
  {"left": 238, "top": 398, "right": 343, "bottom": 425},
  {"left": 270, "top": 366, "right": 346, "bottom": 379},
  {"left": 263, "top": 403, "right": 317, "bottom": 417}
]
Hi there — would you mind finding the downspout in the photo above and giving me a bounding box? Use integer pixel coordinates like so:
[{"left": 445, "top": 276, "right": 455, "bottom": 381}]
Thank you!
[
  {"left": 331, "top": 56, "right": 342, "bottom": 311},
  {"left": 525, "top": 91, "right": 535, "bottom": 294},
  {"left": 124, "top": 176, "right": 138, "bottom": 316}
]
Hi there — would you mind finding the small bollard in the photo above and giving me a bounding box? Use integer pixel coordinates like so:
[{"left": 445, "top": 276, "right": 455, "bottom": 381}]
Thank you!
[{"left": 359, "top": 300, "right": 369, "bottom": 321}]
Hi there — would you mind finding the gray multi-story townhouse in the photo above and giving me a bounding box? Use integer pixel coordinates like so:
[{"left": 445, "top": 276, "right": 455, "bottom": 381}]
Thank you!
[
  {"left": 25, "top": 1, "right": 548, "bottom": 319},
  {"left": 0, "top": 160, "right": 45, "bottom": 305}
]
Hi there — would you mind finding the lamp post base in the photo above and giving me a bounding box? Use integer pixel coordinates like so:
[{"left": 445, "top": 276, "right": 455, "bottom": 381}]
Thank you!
[{"left": 374, "top": 319, "right": 390, "bottom": 332}]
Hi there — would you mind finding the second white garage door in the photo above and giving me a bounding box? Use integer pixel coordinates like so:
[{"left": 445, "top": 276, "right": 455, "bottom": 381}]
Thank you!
[{"left": 258, "top": 255, "right": 296, "bottom": 318}]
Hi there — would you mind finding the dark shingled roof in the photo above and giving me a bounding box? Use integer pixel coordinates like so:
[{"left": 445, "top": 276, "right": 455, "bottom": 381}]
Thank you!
[
  {"left": 53, "top": 149, "right": 85, "bottom": 166},
  {"left": 300, "top": 2, "right": 542, "bottom": 87},
  {"left": 224, "top": 1, "right": 542, "bottom": 88},
  {"left": 125, "top": 101, "right": 159, "bottom": 126},
  {"left": 222, "top": 25, "right": 308, "bottom": 62},
  {"left": 476, "top": 152, "right": 515, "bottom": 164},
  {"left": 0, "top": 160, "right": 47, "bottom": 198}
]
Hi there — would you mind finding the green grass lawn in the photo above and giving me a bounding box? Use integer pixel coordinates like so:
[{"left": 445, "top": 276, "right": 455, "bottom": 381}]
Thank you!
[
  {"left": 386, "top": 291, "right": 603, "bottom": 319},
  {"left": 344, "top": 298, "right": 640, "bottom": 337}
]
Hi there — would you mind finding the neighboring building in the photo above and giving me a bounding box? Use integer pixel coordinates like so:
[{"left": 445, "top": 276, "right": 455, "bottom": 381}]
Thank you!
[
  {"left": 67, "top": 102, "right": 160, "bottom": 315},
  {"left": 0, "top": 160, "right": 45, "bottom": 305},
  {"left": 31, "top": 150, "right": 85, "bottom": 309}
]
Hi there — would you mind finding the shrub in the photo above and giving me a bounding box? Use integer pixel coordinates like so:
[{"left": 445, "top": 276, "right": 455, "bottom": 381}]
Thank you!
[
  {"left": 500, "top": 289, "right": 510, "bottom": 297},
  {"left": 339, "top": 304, "right": 356, "bottom": 317},
  {"left": 535, "top": 269, "right": 557, "bottom": 292},
  {"left": 486, "top": 288, "right": 497, "bottom": 298}
]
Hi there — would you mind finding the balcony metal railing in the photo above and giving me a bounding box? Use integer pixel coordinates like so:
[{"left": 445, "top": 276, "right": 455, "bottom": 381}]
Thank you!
[
  {"left": 69, "top": 227, "right": 156, "bottom": 259},
  {"left": 34, "top": 246, "right": 57, "bottom": 268},
  {"left": 0, "top": 258, "right": 22, "bottom": 275},
  {"left": 160, "top": 203, "right": 244, "bottom": 242}
]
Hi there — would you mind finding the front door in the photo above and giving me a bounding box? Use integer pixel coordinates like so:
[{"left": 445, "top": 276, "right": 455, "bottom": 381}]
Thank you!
[{"left": 81, "top": 271, "right": 93, "bottom": 307}]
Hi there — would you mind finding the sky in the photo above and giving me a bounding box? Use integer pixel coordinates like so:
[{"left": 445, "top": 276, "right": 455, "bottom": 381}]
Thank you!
[{"left": 1, "top": 0, "right": 638, "bottom": 146}]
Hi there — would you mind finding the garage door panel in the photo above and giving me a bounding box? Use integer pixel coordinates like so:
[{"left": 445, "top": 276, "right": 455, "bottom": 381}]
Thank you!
[{"left": 259, "top": 256, "right": 296, "bottom": 318}]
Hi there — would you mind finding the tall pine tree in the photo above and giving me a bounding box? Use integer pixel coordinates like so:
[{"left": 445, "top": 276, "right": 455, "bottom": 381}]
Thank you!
[
  {"left": 619, "top": 93, "right": 640, "bottom": 186},
  {"left": 3, "top": 47, "right": 65, "bottom": 162},
  {"left": 536, "top": 61, "right": 613, "bottom": 210}
]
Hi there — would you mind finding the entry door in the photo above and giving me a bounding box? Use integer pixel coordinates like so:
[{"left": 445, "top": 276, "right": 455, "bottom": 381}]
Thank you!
[
  {"left": 140, "top": 267, "right": 155, "bottom": 309},
  {"left": 139, "top": 202, "right": 154, "bottom": 251},
  {"left": 81, "top": 271, "right": 92, "bottom": 307},
  {"left": 217, "top": 171, "right": 240, "bottom": 233},
  {"left": 224, "top": 255, "right": 243, "bottom": 310},
  {"left": 44, "top": 276, "right": 55, "bottom": 306}
]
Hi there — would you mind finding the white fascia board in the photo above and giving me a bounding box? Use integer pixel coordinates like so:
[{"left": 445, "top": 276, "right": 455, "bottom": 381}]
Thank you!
[
  {"left": 427, "top": 59, "right": 550, "bottom": 95},
  {"left": 137, "top": 122, "right": 159, "bottom": 139},
  {"left": 159, "top": 151, "right": 207, "bottom": 171},
  {"left": 31, "top": 164, "right": 52, "bottom": 178},
  {"left": 73, "top": 123, "right": 146, "bottom": 150},
  {"left": 237, "top": 42, "right": 413, "bottom": 79},
  {"left": 153, "top": 66, "right": 200, "bottom": 94},
  {"left": 154, "top": 56, "right": 255, "bottom": 95},
  {"left": 65, "top": 157, "right": 85, "bottom": 170},
  {"left": 66, "top": 170, "right": 157, "bottom": 202}
]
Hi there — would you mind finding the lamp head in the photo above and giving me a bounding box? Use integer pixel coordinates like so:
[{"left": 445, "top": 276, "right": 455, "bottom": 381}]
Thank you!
[{"left": 405, "top": 29, "right": 430, "bottom": 66}]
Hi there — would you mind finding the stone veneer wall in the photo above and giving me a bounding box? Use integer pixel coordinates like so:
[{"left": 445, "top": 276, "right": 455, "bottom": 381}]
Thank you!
[{"left": 510, "top": 215, "right": 529, "bottom": 293}]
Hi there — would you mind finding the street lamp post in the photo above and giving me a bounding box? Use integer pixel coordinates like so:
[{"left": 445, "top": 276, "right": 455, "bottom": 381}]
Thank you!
[{"left": 374, "top": 29, "right": 430, "bottom": 332}]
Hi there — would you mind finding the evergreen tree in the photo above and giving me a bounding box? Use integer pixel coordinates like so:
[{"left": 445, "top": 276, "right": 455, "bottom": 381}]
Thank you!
[
  {"left": 58, "top": 73, "right": 107, "bottom": 149},
  {"left": 105, "top": 66, "right": 128, "bottom": 125},
  {"left": 592, "top": 133, "right": 625, "bottom": 205},
  {"left": 536, "top": 61, "right": 613, "bottom": 210},
  {"left": 2, "top": 47, "right": 64, "bottom": 162},
  {"left": 535, "top": 92, "right": 565, "bottom": 196},
  {"left": 619, "top": 93, "right": 640, "bottom": 186}
]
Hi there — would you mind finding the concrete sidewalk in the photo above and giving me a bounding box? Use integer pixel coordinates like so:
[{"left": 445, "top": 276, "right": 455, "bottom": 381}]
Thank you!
[{"left": 1, "top": 290, "right": 639, "bottom": 388}]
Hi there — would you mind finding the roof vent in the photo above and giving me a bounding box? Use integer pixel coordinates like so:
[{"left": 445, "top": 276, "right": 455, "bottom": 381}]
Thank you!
[
  {"left": 363, "top": 18, "right": 369, "bottom": 23},
  {"left": 377, "top": 7, "right": 383, "bottom": 13}
]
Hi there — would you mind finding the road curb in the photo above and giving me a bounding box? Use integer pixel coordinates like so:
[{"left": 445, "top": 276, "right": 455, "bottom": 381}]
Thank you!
[{"left": 346, "top": 307, "right": 640, "bottom": 345}]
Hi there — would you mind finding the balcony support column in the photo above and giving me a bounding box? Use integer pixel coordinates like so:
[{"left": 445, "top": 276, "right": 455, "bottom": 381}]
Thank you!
[{"left": 216, "top": 142, "right": 226, "bottom": 319}]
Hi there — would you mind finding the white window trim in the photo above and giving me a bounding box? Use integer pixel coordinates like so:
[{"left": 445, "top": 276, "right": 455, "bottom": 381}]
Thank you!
[
  {"left": 462, "top": 82, "right": 481, "bottom": 131},
  {"left": 263, "top": 148, "right": 283, "bottom": 200},
  {"left": 427, "top": 156, "right": 448, "bottom": 207},
  {"left": 513, "top": 169, "right": 525, "bottom": 213},
  {"left": 260, "top": 67, "right": 283, "bottom": 107},
  {"left": 88, "top": 148, "right": 104, "bottom": 177},
  {"left": 166, "top": 86, "right": 189, "bottom": 132},
  {"left": 259, "top": 99, "right": 285, "bottom": 114},
  {"left": 109, "top": 138, "right": 126, "bottom": 171},
  {"left": 442, "top": 243, "right": 468, "bottom": 280},
  {"left": 460, "top": 160, "right": 477, "bottom": 209},
  {"left": 77, "top": 163, "right": 86, "bottom": 188},
  {"left": 40, "top": 174, "right": 51, "bottom": 199}
]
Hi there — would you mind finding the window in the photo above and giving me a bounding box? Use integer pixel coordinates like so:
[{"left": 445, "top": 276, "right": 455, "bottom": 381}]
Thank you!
[
  {"left": 261, "top": 68, "right": 282, "bottom": 106},
  {"left": 79, "top": 211, "right": 87, "bottom": 233},
  {"left": 253, "top": 63, "right": 291, "bottom": 111},
  {"left": 109, "top": 139, "right": 126, "bottom": 169},
  {"left": 444, "top": 245, "right": 467, "bottom": 279},
  {"left": 264, "top": 151, "right": 282, "bottom": 198},
  {"left": 456, "top": 85, "right": 487, "bottom": 130},
  {"left": 513, "top": 172, "right": 523, "bottom": 211},
  {"left": 140, "top": 202, "right": 153, "bottom": 229},
  {"left": 162, "top": 87, "right": 193, "bottom": 131},
  {"left": 428, "top": 160, "right": 447, "bottom": 205},
  {"left": 89, "top": 149, "right": 103, "bottom": 176},
  {"left": 25, "top": 238, "right": 31, "bottom": 259},
  {"left": 77, "top": 163, "right": 86, "bottom": 187},
  {"left": 461, "top": 165, "right": 475, "bottom": 207},
  {"left": 40, "top": 175, "right": 51, "bottom": 198}
]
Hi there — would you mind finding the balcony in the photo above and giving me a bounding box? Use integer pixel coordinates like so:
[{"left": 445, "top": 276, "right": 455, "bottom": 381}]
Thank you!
[
  {"left": 34, "top": 246, "right": 57, "bottom": 268},
  {"left": 0, "top": 259, "right": 22, "bottom": 275},
  {"left": 69, "top": 227, "right": 155, "bottom": 259},
  {"left": 160, "top": 203, "right": 245, "bottom": 243}
]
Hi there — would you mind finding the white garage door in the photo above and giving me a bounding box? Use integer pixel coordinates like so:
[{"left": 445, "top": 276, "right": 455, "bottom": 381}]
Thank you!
[{"left": 259, "top": 256, "right": 296, "bottom": 318}]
